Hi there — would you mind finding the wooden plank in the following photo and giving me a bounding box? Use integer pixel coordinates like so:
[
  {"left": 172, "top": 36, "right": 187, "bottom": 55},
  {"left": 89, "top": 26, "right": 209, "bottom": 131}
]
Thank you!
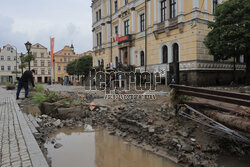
[
  {"left": 170, "top": 84, "right": 250, "bottom": 100},
  {"left": 178, "top": 90, "right": 250, "bottom": 107}
]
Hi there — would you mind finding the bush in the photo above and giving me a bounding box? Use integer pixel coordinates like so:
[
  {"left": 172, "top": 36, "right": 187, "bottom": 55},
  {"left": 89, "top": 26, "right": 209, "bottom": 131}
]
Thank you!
[
  {"left": 44, "top": 91, "right": 62, "bottom": 103},
  {"left": 32, "top": 93, "right": 47, "bottom": 104},
  {"left": 36, "top": 84, "right": 45, "bottom": 92}
]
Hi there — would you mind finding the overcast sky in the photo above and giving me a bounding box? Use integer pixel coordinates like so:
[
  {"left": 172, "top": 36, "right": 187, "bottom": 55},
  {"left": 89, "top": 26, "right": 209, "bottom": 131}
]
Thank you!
[{"left": 0, "top": 0, "right": 92, "bottom": 54}]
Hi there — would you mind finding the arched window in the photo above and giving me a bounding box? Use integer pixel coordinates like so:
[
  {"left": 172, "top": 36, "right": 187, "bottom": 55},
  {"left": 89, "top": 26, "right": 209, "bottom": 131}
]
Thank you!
[
  {"left": 101, "top": 59, "right": 104, "bottom": 66},
  {"left": 162, "top": 45, "right": 168, "bottom": 64},
  {"left": 140, "top": 51, "right": 145, "bottom": 66},
  {"left": 173, "top": 43, "right": 179, "bottom": 63},
  {"left": 115, "top": 56, "right": 119, "bottom": 67}
]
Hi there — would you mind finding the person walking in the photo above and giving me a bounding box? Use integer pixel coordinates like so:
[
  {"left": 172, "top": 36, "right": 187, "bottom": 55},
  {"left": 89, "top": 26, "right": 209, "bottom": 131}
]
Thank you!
[{"left": 16, "top": 69, "right": 36, "bottom": 100}]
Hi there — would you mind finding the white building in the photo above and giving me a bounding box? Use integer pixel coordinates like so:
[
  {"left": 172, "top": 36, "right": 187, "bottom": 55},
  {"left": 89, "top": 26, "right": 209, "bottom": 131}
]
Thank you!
[
  {"left": 0, "top": 44, "right": 21, "bottom": 83},
  {"left": 26, "top": 43, "right": 52, "bottom": 83}
]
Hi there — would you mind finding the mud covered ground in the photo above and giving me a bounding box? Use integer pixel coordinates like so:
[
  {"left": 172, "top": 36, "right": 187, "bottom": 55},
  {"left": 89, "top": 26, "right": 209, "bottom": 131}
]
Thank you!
[{"left": 19, "top": 87, "right": 250, "bottom": 167}]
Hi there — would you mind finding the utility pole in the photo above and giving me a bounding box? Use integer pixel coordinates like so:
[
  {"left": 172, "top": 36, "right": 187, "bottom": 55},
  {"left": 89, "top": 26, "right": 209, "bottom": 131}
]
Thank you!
[
  {"left": 145, "top": 0, "right": 148, "bottom": 72},
  {"left": 110, "top": 0, "right": 113, "bottom": 64}
]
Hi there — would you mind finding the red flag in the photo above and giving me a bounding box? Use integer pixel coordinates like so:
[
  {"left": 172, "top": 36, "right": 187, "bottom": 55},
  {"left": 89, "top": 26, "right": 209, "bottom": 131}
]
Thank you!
[
  {"left": 116, "top": 34, "right": 119, "bottom": 42},
  {"left": 50, "top": 38, "right": 55, "bottom": 67}
]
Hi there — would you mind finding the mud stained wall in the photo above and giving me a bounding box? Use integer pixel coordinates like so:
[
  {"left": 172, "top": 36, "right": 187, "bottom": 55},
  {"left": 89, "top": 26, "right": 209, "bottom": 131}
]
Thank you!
[{"left": 179, "top": 70, "right": 246, "bottom": 86}]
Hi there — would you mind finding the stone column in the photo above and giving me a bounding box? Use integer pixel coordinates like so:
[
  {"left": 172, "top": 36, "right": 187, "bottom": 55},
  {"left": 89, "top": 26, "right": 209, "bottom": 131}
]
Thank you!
[
  {"left": 131, "top": 11, "right": 135, "bottom": 34},
  {"left": 193, "top": 0, "right": 199, "bottom": 10}
]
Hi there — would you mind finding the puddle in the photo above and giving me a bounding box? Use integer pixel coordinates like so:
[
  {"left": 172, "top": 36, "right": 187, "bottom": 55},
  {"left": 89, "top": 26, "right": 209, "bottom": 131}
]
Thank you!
[
  {"left": 45, "top": 127, "right": 179, "bottom": 167},
  {"left": 23, "top": 105, "right": 41, "bottom": 116}
]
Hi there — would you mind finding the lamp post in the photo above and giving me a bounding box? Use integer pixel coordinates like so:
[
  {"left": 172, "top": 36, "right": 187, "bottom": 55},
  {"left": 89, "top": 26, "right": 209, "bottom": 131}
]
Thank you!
[
  {"left": 20, "top": 53, "right": 24, "bottom": 75},
  {"left": 25, "top": 41, "right": 32, "bottom": 70}
]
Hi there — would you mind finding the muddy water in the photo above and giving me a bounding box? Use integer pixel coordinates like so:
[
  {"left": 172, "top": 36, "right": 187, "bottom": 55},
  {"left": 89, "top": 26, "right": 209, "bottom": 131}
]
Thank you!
[{"left": 45, "top": 127, "right": 179, "bottom": 167}]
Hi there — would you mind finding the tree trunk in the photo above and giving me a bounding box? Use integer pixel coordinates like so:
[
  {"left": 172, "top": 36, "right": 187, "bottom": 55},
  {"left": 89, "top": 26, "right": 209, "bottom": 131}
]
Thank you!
[
  {"left": 233, "top": 57, "right": 236, "bottom": 83},
  {"left": 201, "top": 110, "right": 250, "bottom": 133},
  {"left": 246, "top": 56, "right": 250, "bottom": 85}
]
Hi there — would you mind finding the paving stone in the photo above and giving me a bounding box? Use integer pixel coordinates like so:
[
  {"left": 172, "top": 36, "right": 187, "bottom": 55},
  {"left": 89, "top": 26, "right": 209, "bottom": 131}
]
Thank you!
[{"left": 0, "top": 87, "right": 49, "bottom": 167}]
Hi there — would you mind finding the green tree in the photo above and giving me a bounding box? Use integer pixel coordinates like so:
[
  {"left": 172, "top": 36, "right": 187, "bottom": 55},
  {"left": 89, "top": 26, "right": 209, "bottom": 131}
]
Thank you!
[
  {"left": 66, "top": 60, "right": 78, "bottom": 75},
  {"left": 76, "top": 56, "right": 93, "bottom": 77},
  {"left": 18, "top": 63, "right": 26, "bottom": 75},
  {"left": 23, "top": 53, "right": 35, "bottom": 70},
  {"left": 204, "top": 0, "right": 250, "bottom": 84}
]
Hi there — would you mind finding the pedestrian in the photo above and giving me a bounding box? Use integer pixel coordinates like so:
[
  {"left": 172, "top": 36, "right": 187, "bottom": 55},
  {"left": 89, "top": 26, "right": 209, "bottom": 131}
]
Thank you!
[{"left": 16, "top": 69, "right": 36, "bottom": 100}]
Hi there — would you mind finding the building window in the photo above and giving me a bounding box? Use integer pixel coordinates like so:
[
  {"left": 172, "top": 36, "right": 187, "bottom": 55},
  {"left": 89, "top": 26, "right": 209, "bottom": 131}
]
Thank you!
[
  {"left": 7, "top": 47, "right": 10, "bottom": 51},
  {"left": 14, "top": 66, "right": 17, "bottom": 71},
  {"left": 99, "top": 32, "right": 102, "bottom": 45},
  {"left": 140, "top": 51, "right": 145, "bottom": 66},
  {"left": 173, "top": 43, "right": 179, "bottom": 62},
  {"left": 140, "top": 13, "right": 145, "bottom": 32},
  {"left": 64, "top": 58, "right": 66, "bottom": 62},
  {"left": 96, "top": 33, "right": 99, "bottom": 46},
  {"left": 124, "top": 0, "right": 128, "bottom": 5},
  {"left": 41, "top": 69, "right": 45, "bottom": 75},
  {"left": 115, "top": 26, "right": 118, "bottom": 34},
  {"left": 1, "top": 56, "right": 4, "bottom": 60},
  {"left": 115, "top": 56, "right": 119, "bottom": 67},
  {"left": 1, "top": 66, "right": 4, "bottom": 71},
  {"left": 68, "top": 53, "right": 70, "bottom": 56},
  {"left": 98, "top": 60, "right": 101, "bottom": 66},
  {"left": 101, "top": 59, "right": 104, "bottom": 67},
  {"left": 7, "top": 56, "right": 11, "bottom": 61},
  {"left": 58, "top": 66, "right": 61, "bottom": 71},
  {"left": 68, "top": 58, "right": 70, "bottom": 62},
  {"left": 48, "top": 61, "right": 51, "bottom": 67},
  {"left": 41, "top": 53, "right": 44, "bottom": 58},
  {"left": 14, "top": 57, "right": 16, "bottom": 61},
  {"left": 8, "top": 66, "right": 11, "bottom": 71},
  {"left": 37, "top": 45, "right": 39, "bottom": 48},
  {"left": 170, "top": 0, "right": 177, "bottom": 18},
  {"left": 96, "top": 11, "right": 99, "bottom": 21},
  {"left": 114, "top": 1, "right": 118, "bottom": 12},
  {"left": 213, "top": 0, "right": 218, "bottom": 14},
  {"left": 124, "top": 20, "right": 130, "bottom": 35},
  {"left": 60, "top": 58, "right": 63, "bottom": 62},
  {"left": 161, "top": 0, "right": 166, "bottom": 22},
  {"left": 99, "top": 9, "right": 101, "bottom": 20},
  {"left": 41, "top": 60, "right": 45, "bottom": 67},
  {"left": 64, "top": 66, "right": 66, "bottom": 71},
  {"left": 162, "top": 45, "right": 168, "bottom": 63},
  {"left": 34, "top": 60, "right": 37, "bottom": 67},
  {"left": 33, "top": 52, "right": 37, "bottom": 58},
  {"left": 48, "top": 69, "right": 51, "bottom": 75},
  {"left": 97, "top": 32, "right": 102, "bottom": 46}
]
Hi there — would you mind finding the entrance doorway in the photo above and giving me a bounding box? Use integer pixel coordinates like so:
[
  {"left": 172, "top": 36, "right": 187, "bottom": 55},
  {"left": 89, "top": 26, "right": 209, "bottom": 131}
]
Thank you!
[
  {"left": 38, "top": 77, "right": 42, "bottom": 83},
  {"left": 45, "top": 77, "right": 48, "bottom": 83}
]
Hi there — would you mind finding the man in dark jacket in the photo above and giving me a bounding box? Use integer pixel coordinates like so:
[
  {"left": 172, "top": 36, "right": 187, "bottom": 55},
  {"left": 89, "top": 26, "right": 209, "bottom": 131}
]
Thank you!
[{"left": 16, "top": 69, "right": 36, "bottom": 100}]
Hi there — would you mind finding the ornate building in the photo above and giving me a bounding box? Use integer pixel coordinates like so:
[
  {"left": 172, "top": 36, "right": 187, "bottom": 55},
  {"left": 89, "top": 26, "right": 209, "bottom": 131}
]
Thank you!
[
  {"left": 91, "top": 0, "right": 246, "bottom": 85},
  {"left": 28, "top": 44, "right": 52, "bottom": 83},
  {"left": 54, "top": 45, "right": 79, "bottom": 83},
  {"left": 0, "top": 44, "right": 21, "bottom": 83}
]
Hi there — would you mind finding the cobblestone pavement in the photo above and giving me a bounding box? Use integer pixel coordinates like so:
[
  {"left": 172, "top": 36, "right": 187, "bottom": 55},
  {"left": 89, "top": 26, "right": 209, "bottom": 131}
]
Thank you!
[{"left": 0, "top": 87, "right": 48, "bottom": 167}]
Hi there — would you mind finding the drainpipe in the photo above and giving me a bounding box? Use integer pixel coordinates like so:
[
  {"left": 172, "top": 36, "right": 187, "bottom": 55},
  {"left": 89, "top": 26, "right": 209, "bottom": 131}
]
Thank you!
[
  {"left": 110, "top": 0, "right": 113, "bottom": 63},
  {"left": 144, "top": 0, "right": 148, "bottom": 72}
]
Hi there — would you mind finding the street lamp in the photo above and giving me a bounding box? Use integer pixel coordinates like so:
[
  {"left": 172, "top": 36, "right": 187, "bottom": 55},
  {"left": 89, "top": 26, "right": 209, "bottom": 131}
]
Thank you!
[{"left": 25, "top": 41, "right": 32, "bottom": 70}]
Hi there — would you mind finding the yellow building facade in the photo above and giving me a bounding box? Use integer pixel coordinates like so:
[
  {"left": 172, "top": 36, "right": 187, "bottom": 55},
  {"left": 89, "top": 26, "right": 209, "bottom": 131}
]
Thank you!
[
  {"left": 54, "top": 45, "right": 79, "bottom": 83},
  {"left": 91, "top": 0, "right": 246, "bottom": 86}
]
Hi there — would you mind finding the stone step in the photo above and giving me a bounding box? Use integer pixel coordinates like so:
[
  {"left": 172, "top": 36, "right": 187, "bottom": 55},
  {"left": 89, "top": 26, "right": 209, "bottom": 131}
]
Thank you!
[{"left": 23, "top": 113, "right": 38, "bottom": 134}]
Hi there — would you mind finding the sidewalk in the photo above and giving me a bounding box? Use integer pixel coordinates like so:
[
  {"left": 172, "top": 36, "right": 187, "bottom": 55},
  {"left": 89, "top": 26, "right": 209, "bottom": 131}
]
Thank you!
[{"left": 0, "top": 87, "right": 48, "bottom": 167}]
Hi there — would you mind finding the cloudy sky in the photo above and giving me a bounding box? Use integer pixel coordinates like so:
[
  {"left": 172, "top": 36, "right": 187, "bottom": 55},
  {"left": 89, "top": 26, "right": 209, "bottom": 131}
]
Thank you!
[{"left": 0, "top": 0, "right": 92, "bottom": 54}]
